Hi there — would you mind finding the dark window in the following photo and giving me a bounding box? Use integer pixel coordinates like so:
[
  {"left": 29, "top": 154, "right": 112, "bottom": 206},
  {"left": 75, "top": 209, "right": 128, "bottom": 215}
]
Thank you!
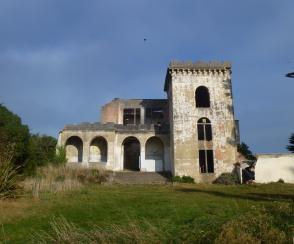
[
  {"left": 197, "top": 124, "right": 205, "bottom": 140},
  {"left": 199, "top": 150, "right": 206, "bottom": 173},
  {"left": 195, "top": 86, "right": 210, "bottom": 107},
  {"left": 199, "top": 150, "right": 214, "bottom": 173},
  {"left": 197, "top": 118, "right": 212, "bottom": 141},
  {"left": 123, "top": 108, "right": 141, "bottom": 125},
  {"left": 135, "top": 108, "right": 141, "bottom": 125},
  {"left": 145, "top": 107, "right": 164, "bottom": 124}
]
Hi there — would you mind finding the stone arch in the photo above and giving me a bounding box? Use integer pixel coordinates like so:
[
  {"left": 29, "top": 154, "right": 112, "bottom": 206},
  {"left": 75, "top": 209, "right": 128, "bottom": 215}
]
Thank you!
[
  {"left": 145, "top": 136, "right": 164, "bottom": 160},
  {"left": 89, "top": 136, "right": 108, "bottom": 162},
  {"left": 195, "top": 86, "right": 210, "bottom": 107},
  {"left": 122, "top": 136, "right": 140, "bottom": 171},
  {"left": 65, "top": 136, "right": 83, "bottom": 163},
  {"left": 145, "top": 136, "right": 164, "bottom": 172}
]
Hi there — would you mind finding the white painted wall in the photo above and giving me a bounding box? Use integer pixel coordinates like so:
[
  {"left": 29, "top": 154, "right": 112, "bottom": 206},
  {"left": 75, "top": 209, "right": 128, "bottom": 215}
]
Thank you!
[
  {"left": 255, "top": 154, "right": 294, "bottom": 183},
  {"left": 141, "top": 159, "right": 163, "bottom": 172}
]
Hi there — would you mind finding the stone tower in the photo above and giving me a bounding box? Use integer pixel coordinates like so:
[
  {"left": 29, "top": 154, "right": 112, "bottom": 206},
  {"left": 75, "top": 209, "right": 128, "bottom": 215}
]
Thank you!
[{"left": 164, "top": 61, "right": 238, "bottom": 182}]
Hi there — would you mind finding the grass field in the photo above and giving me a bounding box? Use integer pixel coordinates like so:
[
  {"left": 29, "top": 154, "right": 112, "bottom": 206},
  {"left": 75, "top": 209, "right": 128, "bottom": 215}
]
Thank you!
[{"left": 0, "top": 183, "right": 293, "bottom": 243}]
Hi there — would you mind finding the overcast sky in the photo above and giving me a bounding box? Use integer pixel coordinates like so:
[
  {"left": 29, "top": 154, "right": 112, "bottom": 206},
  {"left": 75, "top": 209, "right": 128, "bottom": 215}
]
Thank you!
[{"left": 0, "top": 0, "right": 293, "bottom": 153}]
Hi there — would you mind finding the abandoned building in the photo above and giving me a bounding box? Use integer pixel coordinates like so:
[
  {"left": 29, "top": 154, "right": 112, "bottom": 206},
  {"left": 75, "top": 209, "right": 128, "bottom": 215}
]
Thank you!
[{"left": 58, "top": 61, "right": 239, "bottom": 182}]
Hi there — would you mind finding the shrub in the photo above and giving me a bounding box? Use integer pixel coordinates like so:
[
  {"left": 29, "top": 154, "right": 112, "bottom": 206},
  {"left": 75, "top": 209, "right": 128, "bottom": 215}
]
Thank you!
[
  {"left": 54, "top": 146, "right": 67, "bottom": 166},
  {"left": 213, "top": 172, "right": 239, "bottom": 185},
  {"left": 215, "top": 209, "right": 288, "bottom": 243},
  {"left": 172, "top": 175, "right": 195, "bottom": 184}
]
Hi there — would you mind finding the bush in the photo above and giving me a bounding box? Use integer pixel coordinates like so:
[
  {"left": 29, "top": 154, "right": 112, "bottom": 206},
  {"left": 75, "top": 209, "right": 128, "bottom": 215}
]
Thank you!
[
  {"left": 54, "top": 146, "right": 67, "bottom": 166},
  {"left": 215, "top": 209, "right": 288, "bottom": 243},
  {"left": 24, "top": 134, "right": 58, "bottom": 175},
  {"left": 172, "top": 175, "right": 195, "bottom": 184},
  {"left": 277, "top": 178, "right": 285, "bottom": 183},
  {"left": 213, "top": 173, "right": 239, "bottom": 185}
]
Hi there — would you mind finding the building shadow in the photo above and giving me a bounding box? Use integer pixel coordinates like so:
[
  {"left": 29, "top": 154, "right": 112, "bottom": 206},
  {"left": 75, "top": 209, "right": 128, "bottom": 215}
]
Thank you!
[{"left": 175, "top": 187, "right": 294, "bottom": 202}]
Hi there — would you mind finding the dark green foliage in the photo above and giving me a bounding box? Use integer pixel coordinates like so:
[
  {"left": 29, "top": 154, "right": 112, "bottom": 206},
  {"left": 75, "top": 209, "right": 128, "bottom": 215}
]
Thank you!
[
  {"left": 237, "top": 142, "right": 257, "bottom": 162},
  {"left": 277, "top": 178, "right": 285, "bottom": 183},
  {"left": 286, "top": 133, "right": 294, "bottom": 153},
  {"left": 172, "top": 175, "right": 195, "bottom": 183},
  {"left": 25, "top": 134, "right": 57, "bottom": 175},
  {"left": 0, "top": 104, "right": 30, "bottom": 166},
  {"left": 213, "top": 173, "right": 239, "bottom": 185}
]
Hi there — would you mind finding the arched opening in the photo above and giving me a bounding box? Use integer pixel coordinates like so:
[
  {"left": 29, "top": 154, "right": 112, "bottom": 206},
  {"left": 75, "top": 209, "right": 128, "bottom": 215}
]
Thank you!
[
  {"left": 195, "top": 86, "right": 210, "bottom": 107},
  {"left": 197, "top": 118, "right": 212, "bottom": 141},
  {"left": 122, "top": 136, "right": 140, "bottom": 171},
  {"left": 65, "top": 136, "right": 83, "bottom": 163},
  {"left": 89, "top": 137, "right": 107, "bottom": 163},
  {"left": 145, "top": 137, "right": 164, "bottom": 172}
]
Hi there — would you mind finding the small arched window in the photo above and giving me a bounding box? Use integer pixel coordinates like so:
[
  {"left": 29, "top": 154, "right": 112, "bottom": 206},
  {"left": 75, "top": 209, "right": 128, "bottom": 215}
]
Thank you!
[
  {"left": 195, "top": 86, "right": 210, "bottom": 108},
  {"left": 197, "top": 118, "right": 212, "bottom": 141}
]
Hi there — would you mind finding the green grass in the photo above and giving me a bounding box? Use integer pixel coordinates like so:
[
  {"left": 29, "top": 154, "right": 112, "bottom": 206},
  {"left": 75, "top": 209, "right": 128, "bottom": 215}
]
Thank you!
[{"left": 0, "top": 183, "right": 293, "bottom": 243}]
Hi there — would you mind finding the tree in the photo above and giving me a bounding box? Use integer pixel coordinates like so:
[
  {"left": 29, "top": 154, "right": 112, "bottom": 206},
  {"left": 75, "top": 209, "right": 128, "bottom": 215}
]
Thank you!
[
  {"left": 237, "top": 142, "right": 257, "bottom": 162},
  {"left": 0, "top": 104, "right": 30, "bottom": 166},
  {"left": 286, "top": 133, "right": 294, "bottom": 153},
  {"left": 25, "top": 134, "right": 57, "bottom": 174}
]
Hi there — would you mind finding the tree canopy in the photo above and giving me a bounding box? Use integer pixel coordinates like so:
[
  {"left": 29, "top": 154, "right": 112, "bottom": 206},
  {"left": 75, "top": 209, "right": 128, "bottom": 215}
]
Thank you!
[
  {"left": 286, "top": 133, "right": 294, "bottom": 153},
  {"left": 0, "top": 104, "right": 30, "bottom": 165},
  {"left": 237, "top": 142, "right": 257, "bottom": 162}
]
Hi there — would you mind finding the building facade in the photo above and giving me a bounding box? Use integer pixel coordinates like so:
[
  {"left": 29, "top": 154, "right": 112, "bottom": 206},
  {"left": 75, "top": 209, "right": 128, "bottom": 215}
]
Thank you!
[{"left": 58, "top": 61, "right": 239, "bottom": 182}]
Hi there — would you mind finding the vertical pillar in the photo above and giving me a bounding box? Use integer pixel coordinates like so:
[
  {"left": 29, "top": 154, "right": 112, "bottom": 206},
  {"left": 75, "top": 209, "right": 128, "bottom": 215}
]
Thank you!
[
  {"left": 83, "top": 140, "right": 90, "bottom": 166},
  {"left": 140, "top": 107, "right": 145, "bottom": 124},
  {"left": 140, "top": 139, "right": 146, "bottom": 171}
]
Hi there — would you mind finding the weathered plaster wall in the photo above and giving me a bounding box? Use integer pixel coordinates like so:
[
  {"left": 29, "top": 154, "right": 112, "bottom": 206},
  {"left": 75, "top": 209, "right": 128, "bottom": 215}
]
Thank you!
[
  {"left": 168, "top": 68, "right": 237, "bottom": 182},
  {"left": 255, "top": 154, "right": 294, "bottom": 183}
]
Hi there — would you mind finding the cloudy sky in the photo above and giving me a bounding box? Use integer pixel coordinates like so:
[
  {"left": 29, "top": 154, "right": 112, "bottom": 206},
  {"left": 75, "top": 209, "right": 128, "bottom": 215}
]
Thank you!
[{"left": 0, "top": 0, "right": 293, "bottom": 153}]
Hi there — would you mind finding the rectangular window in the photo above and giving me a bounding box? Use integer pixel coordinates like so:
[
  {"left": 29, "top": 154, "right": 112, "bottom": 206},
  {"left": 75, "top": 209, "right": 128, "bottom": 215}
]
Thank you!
[
  {"left": 145, "top": 107, "right": 164, "bottom": 124},
  {"left": 123, "top": 108, "right": 141, "bottom": 125},
  {"left": 207, "top": 150, "right": 214, "bottom": 173},
  {"left": 199, "top": 150, "right": 214, "bottom": 173}
]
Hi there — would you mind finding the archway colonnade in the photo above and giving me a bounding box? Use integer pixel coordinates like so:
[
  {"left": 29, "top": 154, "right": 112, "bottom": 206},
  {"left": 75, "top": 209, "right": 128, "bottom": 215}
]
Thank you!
[{"left": 63, "top": 134, "right": 168, "bottom": 172}]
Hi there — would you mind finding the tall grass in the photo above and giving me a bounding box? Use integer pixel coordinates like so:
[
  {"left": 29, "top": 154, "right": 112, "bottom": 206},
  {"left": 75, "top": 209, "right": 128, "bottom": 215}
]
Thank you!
[
  {"left": 31, "top": 216, "right": 167, "bottom": 244},
  {"left": 0, "top": 151, "right": 20, "bottom": 199},
  {"left": 31, "top": 203, "right": 293, "bottom": 243},
  {"left": 22, "top": 165, "right": 109, "bottom": 198}
]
